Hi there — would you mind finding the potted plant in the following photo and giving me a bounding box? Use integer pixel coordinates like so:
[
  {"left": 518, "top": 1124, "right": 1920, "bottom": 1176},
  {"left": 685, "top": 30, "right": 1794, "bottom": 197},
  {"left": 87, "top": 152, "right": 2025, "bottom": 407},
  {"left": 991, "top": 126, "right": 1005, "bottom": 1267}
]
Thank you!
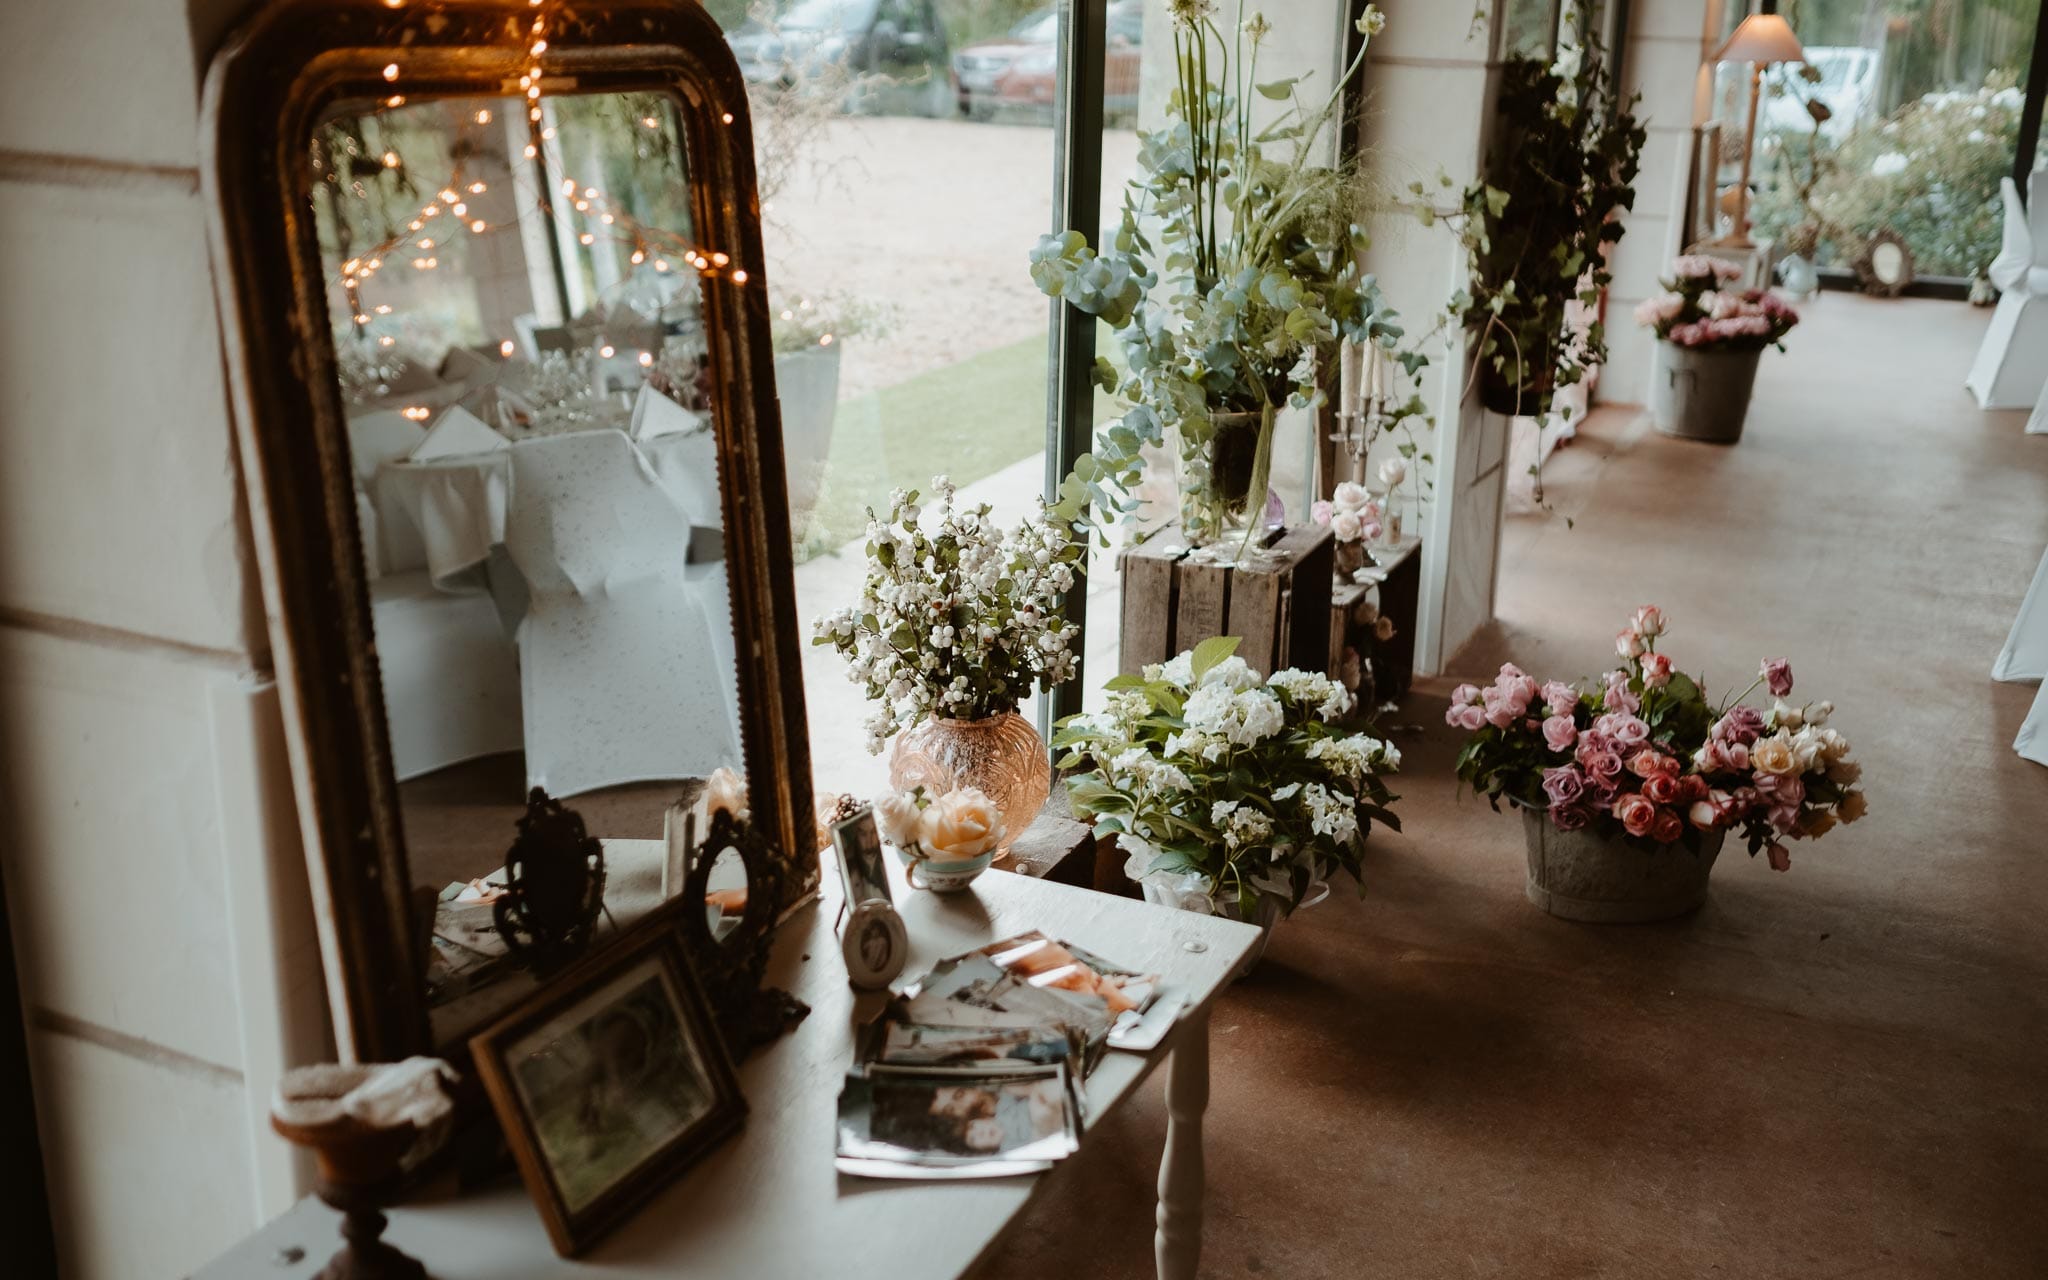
[
  {"left": 1447, "top": 607, "right": 1866, "bottom": 922},
  {"left": 1635, "top": 256, "right": 1800, "bottom": 444},
  {"left": 1444, "top": 53, "right": 1644, "bottom": 418},
  {"left": 1054, "top": 636, "right": 1401, "bottom": 959},
  {"left": 1029, "top": 4, "right": 1413, "bottom": 553},
  {"left": 813, "top": 478, "right": 1082, "bottom": 847}
]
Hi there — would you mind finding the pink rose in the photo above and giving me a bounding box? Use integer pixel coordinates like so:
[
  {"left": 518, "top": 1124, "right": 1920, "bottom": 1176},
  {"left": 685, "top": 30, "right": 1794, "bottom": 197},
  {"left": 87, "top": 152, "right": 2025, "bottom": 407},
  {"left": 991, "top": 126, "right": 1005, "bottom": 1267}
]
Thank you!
[
  {"left": 1754, "top": 770, "right": 1804, "bottom": 807},
  {"left": 1450, "top": 683, "right": 1479, "bottom": 705},
  {"left": 1640, "top": 652, "right": 1672, "bottom": 688},
  {"left": 1542, "top": 715, "right": 1578, "bottom": 752},
  {"left": 1762, "top": 658, "right": 1794, "bottom": 698},
  {"left": 1482, "top": 690, "right": 1520, "bottom": 729},
  {"left": 1616, "top": 630, "right": 1646, "bottom": 659},
  {"left": 1713, "top": 705, "right": 1765, "bottom": 746},
  {"left": 1550, "top": 803, "right": 1590, "bottom": 832},
  {"left": 1447, "top": 703, "right": 1487, "bottom": 732},
  {"left": 1642, "top": 773, "right": 1683, "bottom": 806},
  {"left": 1766, "top": 842, "right": 1791, "bottom": 872},
  {"left": 1688, "top": 796, "right": 1723, "bottom": 830},
  {"left": 1615, "top": 793, "right": 1657, "bottom": 838},
  {"left": 1541, "top": 681, "right": 1579, "bottom": 717},
  {"left": 1542, "top": 765, "right": 1587, "bottom": 808},
  {"left": 1767, "top": 803, "right": 1801, "bottom": 834},
  {"left": 1627, "top": 749, "right": 1678, "bottom": 779},
  {"left": 1630, "top": 605, "right": 1666, "bottom": 638},
  {"left": 1595, "top": 713, "right": 1650, "bottom": 747},
  {"left": 1580, "top": 744, "right": 1625, "bottom": 786},
  {"left": 1696, "top": 740, "right": 1749, "bottom": 773},
  {"left": 1676, "top": 775, "right": 1710, "bottom": 806},
  {"left": 1603, "top": 670, "right": 1641, "bottom": 715},
  {"left": 1311, "top": 499, "right": 1334, "bottom": 526},
  {"left": 1651, "top": 809, "right": 1684, "bottom": 844}
]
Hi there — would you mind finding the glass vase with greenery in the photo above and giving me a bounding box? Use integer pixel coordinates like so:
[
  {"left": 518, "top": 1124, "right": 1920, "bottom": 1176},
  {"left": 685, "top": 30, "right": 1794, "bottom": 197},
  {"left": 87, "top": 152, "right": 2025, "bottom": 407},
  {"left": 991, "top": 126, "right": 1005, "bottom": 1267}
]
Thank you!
[
  {"left": 1030, "top": 3, "right": 1416, "bottom": 552},
  {"left": 1440, "top": 52, "right": 1644, "bottom": 417}
]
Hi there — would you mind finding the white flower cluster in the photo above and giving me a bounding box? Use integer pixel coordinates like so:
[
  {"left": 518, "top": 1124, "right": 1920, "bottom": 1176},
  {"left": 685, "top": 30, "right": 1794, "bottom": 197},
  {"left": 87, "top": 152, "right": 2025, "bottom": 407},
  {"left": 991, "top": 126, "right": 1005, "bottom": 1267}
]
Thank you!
[
  {"left": 814, "top": 478, "right": 1081, "bottom": 754},
  {"left": 1056, "top": 638, "right": 1402, "bottom": 918}
]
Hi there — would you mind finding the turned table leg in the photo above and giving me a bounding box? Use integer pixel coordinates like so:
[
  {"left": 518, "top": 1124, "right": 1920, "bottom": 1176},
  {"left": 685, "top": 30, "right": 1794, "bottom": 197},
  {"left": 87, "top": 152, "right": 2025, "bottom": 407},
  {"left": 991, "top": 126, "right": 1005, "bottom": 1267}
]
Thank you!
[{"left": 1153, "top": 1007, "right": 1210, "bottom": 1280}]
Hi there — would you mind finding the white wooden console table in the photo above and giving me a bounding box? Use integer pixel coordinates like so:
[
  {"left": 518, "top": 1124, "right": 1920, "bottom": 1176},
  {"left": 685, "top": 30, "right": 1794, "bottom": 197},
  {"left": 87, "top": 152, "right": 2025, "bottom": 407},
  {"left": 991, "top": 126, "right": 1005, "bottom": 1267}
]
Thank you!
[{"left": 194, "top": 854, "right": 1261, "bottom": 1280}]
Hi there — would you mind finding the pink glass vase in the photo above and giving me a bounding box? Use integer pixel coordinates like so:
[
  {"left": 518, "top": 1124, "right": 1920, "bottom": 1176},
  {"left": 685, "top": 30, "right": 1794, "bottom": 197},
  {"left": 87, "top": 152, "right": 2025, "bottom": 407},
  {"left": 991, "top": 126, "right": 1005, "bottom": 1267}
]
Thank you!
[{"left": 887, "top": 712, "right": 1050, "bottom": 856}]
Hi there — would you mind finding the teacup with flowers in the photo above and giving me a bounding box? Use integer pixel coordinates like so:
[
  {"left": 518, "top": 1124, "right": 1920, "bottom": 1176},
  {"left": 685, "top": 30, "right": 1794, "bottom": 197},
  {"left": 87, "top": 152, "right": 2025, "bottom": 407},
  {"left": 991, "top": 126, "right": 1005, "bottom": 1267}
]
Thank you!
[{"left": 873, "top": 785, "right": 1006, "bottom": 892}]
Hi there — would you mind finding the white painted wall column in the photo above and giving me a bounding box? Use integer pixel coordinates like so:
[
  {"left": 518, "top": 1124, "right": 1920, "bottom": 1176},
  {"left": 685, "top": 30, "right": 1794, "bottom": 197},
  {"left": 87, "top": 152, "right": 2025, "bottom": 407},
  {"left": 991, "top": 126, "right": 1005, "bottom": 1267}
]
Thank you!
[
  {"left": 1602, "top": 0, "right": 1724, "bottom": 405},
  {"left": 1355, "top": 1, "right": 1510, "bottom": 672}
]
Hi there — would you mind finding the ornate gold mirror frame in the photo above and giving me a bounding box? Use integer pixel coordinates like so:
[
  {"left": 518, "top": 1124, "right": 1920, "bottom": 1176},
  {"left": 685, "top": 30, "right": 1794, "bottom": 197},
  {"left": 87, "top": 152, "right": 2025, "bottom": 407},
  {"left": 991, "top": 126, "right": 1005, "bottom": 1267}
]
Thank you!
[{"left": 199, "top": 0, "right": 816, "bottom": 1061}]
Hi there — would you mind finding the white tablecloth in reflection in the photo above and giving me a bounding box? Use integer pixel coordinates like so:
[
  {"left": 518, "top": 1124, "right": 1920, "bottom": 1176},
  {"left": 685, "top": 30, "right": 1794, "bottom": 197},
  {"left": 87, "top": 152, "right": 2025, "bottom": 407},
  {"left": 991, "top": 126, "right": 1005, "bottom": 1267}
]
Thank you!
[{"left": 374, "top": 427, "right": 720, "bottom": 593}]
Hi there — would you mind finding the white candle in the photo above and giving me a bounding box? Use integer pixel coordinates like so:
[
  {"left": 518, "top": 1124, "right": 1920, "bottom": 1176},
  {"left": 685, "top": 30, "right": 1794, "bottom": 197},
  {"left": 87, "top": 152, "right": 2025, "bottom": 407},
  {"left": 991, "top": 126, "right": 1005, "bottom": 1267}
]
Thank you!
[
  {"left": 1365, "top": 343, "right": 1386, "bottom": 406},
  {"left": 1339, "top": 339, "right": 1362, "bottom": 418}
]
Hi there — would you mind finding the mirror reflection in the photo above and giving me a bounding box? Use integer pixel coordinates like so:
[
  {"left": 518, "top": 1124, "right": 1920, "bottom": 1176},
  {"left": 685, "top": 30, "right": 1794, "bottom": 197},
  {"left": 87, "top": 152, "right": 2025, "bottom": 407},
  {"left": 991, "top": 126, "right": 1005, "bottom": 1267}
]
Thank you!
[{"left": 311, "top": 91, "right": 744, "bottom": 1044}]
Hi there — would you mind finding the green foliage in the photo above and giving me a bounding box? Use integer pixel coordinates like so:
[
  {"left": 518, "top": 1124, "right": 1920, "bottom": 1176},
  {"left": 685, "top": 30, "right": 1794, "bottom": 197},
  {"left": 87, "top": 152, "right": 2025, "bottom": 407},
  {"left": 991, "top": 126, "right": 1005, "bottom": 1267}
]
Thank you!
[
  {"left": 1755, "top": 77, "right": 2022, "bottom": 279},
  {"left": 1444, "top": 53, "right": 1644, "bottom": 414},
  {"left": 1032, "top": 8, "right": 1423, "bottom": 549}
]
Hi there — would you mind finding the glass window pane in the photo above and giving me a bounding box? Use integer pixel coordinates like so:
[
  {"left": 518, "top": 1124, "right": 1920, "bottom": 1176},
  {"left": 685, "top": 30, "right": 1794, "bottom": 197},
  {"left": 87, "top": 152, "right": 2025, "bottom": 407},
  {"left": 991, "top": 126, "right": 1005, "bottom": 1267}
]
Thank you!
[
  {"left": 710, "top": 1, "right": 1059, "bottom": 801},
  {"left": 1741, "top": 0, "right": 2042, "bottom": 279}
]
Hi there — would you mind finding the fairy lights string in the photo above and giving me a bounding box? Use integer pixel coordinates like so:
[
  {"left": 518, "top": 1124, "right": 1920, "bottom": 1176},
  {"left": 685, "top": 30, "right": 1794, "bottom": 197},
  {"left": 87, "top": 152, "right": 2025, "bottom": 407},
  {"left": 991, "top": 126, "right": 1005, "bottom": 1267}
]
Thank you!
[{"left": 338, "top": 0, "right": 752, "bottom": 345}]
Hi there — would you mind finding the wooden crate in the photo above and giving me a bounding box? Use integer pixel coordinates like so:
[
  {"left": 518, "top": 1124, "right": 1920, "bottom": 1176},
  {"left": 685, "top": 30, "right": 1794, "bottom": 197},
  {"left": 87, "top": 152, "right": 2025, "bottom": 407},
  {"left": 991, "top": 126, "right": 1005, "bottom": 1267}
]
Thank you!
[
  {"left": 1326, "top": 537, "right": 1422, "bottom": 705},
  {"left": 1118, "top": 523, "right": 1336, "bottom": 677}
]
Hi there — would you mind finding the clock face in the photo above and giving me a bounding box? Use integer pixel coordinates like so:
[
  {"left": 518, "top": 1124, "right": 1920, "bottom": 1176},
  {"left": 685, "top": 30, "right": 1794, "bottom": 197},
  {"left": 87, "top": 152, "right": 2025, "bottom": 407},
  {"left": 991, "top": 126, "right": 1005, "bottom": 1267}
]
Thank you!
[{"left": 1872, "top": 241, "right": 1907, "bottom": 283}]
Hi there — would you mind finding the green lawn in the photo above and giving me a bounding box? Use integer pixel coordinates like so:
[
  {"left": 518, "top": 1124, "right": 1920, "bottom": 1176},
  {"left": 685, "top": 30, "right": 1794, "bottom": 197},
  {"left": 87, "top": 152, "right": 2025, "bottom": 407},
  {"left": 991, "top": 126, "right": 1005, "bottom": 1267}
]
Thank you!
[{"left": 797, "top": 334, "right": 1120, "bottom": 556}]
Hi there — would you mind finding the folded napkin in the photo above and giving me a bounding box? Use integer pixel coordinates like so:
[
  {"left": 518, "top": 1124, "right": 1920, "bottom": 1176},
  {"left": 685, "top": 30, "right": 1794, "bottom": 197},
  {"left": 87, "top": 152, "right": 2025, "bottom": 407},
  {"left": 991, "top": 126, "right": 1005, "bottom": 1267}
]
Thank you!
[
  {"left": 630, "top": 381, "right": 705, "bottom": 441},
  {"left": 410, "top": 405, "right": 510, "bottom": 459}
]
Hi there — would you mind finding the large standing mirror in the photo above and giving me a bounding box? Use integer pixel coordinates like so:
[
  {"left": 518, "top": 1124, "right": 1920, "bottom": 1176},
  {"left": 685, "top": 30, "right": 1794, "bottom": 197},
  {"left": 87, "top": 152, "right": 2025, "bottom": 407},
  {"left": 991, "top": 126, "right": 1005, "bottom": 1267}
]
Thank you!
[{"left": 202, "top": 1, "right": 816, "bottom": 1062}]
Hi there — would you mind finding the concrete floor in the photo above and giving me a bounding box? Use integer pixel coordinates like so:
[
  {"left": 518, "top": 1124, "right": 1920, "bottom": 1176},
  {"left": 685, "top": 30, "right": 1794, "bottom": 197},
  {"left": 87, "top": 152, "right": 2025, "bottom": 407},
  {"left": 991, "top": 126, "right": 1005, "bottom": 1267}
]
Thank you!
[{"left": 982, "top": 294, "right": 2048, "bottom": 1279}]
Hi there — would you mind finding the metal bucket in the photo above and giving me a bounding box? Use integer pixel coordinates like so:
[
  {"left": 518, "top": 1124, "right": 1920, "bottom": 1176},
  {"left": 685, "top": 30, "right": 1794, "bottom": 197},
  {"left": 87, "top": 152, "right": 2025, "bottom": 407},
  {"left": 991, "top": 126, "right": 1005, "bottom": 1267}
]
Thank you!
[
  {"left": 1521, "top": 808, "right": 1725, "bottom": 923},
  {"left": 1649, "top": 342, "right": 1763, "bottom": 444}
]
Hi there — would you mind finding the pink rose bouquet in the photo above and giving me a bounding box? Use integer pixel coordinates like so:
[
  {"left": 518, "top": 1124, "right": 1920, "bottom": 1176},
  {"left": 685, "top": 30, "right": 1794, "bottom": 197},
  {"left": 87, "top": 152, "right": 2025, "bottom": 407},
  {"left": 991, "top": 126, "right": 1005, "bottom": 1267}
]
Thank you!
[
  {"left": 1447, "top": 608, "right": 1866, "bottom": 870},
  {"left": 1634, "top": 256, "right": 1799, "bottom": 354},
  {"left": 1311, "top": 481, "right": 1382, "bottom": 545}
]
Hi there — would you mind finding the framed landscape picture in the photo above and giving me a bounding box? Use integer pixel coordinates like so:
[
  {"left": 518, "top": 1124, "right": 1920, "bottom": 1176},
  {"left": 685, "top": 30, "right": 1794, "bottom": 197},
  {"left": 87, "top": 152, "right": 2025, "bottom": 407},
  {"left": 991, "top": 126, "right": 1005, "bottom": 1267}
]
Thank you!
[{"left": 470, "top": 900, "right": 746, "bottom": 1256}]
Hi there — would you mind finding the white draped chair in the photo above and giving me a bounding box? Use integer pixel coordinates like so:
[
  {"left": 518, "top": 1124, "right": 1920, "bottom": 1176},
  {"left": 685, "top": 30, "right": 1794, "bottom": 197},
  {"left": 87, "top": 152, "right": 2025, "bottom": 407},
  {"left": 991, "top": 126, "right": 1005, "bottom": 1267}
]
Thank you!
[
  {"left": 2018, "top": 683, "right": 2048, "bottom": 767},
  {"left": 1994, "top": 543, "right": 2048, "bottom": 683},
  {"left": 1966, "top": 172, "right": 2048, "bottom": 409},
  {"left": 502, "top": 431, "right": 743, "bottom": 798},
  {"left": 349, "top": 407, "right": 523, "bottom": 780}
]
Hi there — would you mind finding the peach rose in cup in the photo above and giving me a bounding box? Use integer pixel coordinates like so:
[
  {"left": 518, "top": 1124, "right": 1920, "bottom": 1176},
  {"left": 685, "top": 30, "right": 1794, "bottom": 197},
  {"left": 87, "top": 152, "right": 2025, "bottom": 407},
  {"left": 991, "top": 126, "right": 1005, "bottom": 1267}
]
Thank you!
[{"left": 916, "top": 787, "right": 1005, "bottom": 861}]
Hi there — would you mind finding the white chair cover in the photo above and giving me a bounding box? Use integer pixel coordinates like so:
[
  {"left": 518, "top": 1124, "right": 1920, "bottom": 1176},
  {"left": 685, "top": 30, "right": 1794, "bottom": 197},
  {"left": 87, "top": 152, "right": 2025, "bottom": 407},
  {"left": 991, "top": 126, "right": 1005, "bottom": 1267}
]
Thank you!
[
  {"left": 1994, "top": 543, "right": 2048, "bottom": 682},
  {"left": 629, "top": 382, "right": 704, "bottom": 441},
  {"left": 350, "top": 411, "right": 430, "bottom": 576},
  {"left": 502, "top": 432, "right": 743, "bottom": 797},
  {"left": 1966, "top": 172, "right": 2048, "bottom": 408},
  {"left": 2017, "top": 681, "right": 2048, "bottom": 767},
  {"left": 370, "top": 570, "right": 523, "bottom": 781}
]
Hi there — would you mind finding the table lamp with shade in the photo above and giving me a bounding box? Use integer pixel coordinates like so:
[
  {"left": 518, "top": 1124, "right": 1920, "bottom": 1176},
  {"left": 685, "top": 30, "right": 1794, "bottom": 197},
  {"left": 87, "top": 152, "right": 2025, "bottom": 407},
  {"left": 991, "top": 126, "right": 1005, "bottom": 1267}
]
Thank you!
[{"left": 1715, "top": 12, "right": 1806, "bottom": 247}]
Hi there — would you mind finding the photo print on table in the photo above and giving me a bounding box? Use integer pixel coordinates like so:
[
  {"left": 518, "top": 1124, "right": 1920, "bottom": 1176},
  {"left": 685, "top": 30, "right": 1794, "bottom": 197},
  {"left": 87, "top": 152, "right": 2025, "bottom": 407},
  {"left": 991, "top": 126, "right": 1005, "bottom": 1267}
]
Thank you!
[{"left": 472, "top": 900, "right": 745, "bottom": 1256}]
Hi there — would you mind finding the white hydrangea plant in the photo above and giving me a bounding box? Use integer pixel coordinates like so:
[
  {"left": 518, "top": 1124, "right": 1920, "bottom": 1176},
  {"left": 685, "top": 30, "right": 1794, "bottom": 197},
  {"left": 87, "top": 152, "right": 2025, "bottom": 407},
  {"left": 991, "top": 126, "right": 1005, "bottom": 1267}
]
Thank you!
[
  {"left": 1054, "top": 636, "right": 1401, "bottom": 918},
  {"left": 813, "top": 477, "right": 1083, "bottom": 753}
]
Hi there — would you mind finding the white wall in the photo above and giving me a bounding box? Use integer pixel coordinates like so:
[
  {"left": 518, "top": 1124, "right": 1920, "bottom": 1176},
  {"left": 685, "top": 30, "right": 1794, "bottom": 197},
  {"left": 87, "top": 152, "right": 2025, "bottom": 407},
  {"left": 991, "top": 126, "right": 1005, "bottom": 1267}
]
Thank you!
[
  {"left": 0, "top": 0, "right": 330, "bottom": 1275},
  {"left": 1602, "top": 0, "right": 1723, "bottom": 404},
  {"left": 1355, "top": 0, "right": 1509, "bottom": 672}
]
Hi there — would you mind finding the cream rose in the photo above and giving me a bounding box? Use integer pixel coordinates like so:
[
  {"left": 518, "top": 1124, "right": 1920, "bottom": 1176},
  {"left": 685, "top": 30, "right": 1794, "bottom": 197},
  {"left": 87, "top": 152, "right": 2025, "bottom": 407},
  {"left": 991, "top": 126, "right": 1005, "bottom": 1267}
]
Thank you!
[
  {"left": 872, "top": 791, "right": 923, "bottom": 847},
  {"left": 1330, "top": 510, "right": 1365, "bottom": 542},
  {"left": 917, "top": 787, "right": 1004, "bottom": 861},
  {"left": 1749, "top": 733, "right": 1797, "bottom": 776},
  {"left": 1836, "top": 790, "right": 1867, "bottom": 823},
  {"left": 1826, "top": 758, "right": 1862, "bottom": 786},
  {"left": 705, "top": 767, "right": 748, "bottom": 818}
]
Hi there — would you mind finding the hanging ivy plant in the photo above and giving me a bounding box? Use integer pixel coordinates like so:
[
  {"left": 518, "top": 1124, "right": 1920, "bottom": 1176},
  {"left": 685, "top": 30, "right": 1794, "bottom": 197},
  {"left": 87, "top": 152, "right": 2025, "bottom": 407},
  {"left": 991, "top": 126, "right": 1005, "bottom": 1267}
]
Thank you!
[{"left": 1439, "top": 52, "right": 1645, "bottom": 417}]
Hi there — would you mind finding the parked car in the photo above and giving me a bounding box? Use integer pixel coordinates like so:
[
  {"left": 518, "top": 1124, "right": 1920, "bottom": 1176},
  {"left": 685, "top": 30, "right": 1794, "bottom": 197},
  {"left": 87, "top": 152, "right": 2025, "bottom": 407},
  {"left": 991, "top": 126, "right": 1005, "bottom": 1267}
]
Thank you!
[
  {"left": 952, "top": 1, "right": 1144, "bottom": 123},
  {"left": 726, "top": 0, "right": 951, "bottom": 116},
  {"left": 1760, "top": 45, "right": 1880, "bottom": 143}
]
